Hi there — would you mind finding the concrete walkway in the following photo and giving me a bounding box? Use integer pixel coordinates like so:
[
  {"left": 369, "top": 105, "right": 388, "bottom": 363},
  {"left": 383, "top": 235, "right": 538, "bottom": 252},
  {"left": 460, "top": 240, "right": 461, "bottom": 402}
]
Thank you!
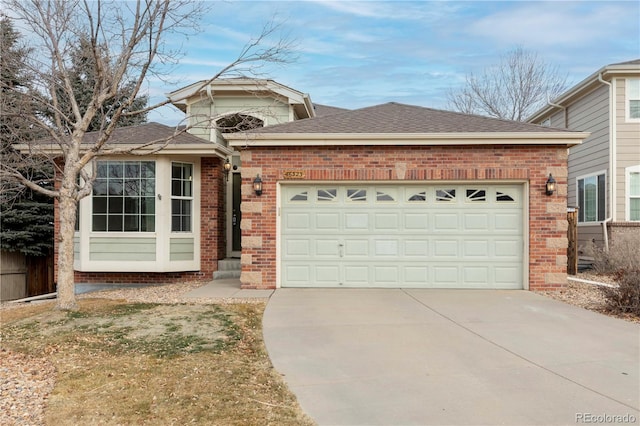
[{"left": 263, "top": 289, "right": 640, "bottom": 426}]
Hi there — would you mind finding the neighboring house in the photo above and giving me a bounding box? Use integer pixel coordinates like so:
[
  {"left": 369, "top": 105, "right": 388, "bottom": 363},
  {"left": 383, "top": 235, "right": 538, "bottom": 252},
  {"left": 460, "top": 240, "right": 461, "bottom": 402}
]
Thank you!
[
  {"left": 528, "top": 59, "right": 640, "bottom": 251},
  {"left": 43, "top": 78, "right": 588, "bottom": 290}
]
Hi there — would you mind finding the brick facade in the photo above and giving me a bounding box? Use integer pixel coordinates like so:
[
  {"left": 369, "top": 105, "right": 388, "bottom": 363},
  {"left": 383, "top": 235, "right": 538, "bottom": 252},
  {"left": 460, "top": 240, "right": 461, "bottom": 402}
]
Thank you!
[
  {"left": 239, "top": 144, "right": 570, "bottom": 291},
  {"left": 54, "top": 157, "right": 226, "bottom": 286}
]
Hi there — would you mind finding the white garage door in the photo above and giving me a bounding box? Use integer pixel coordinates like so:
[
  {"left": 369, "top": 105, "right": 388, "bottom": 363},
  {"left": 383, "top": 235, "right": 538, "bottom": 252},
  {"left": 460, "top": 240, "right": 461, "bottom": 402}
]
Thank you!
[{"left": 281, "top": 184, "right": 524, "bottom": 289}]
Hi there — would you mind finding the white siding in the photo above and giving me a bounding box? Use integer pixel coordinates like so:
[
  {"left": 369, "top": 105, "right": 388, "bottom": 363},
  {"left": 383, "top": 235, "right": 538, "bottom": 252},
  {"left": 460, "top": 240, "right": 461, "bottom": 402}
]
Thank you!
[
  {"left": 89, "top": 237, "right": 156, "bottom": 261},
  {"left": 170, "top": 237, "right": 195, "bottom": 261}
]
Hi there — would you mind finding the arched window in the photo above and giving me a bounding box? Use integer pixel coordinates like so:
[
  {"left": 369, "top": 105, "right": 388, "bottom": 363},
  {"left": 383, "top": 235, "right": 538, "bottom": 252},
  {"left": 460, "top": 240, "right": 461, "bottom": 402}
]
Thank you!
[{"left": 216, "top": 114, "right": 264, "bottom": 133}]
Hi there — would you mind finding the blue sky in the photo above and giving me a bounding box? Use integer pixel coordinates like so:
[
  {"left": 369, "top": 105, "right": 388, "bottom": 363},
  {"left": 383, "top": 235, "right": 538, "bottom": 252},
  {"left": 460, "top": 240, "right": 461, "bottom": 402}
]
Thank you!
[{"left": 148, "top": 0, "right": 640, "bottom": 125}]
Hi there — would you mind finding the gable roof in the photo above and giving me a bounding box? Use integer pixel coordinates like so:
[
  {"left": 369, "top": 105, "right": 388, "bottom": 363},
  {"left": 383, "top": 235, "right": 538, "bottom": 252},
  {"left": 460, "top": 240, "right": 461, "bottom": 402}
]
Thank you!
[
  {"left": 527, "top": 59, "right": 640, "bottom": 122},
  {"left": 225, "top": 102, "right": 588, "bottom": 147},
  {"left": 313, "top": 104, "right": 350, "bottom": 117}
]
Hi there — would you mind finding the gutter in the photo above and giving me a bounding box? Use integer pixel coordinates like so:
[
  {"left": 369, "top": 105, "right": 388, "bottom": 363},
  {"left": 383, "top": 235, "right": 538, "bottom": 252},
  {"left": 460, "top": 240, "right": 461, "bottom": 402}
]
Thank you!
[{"left": 598, "top": 72, "right": 614, "bottom": 250}]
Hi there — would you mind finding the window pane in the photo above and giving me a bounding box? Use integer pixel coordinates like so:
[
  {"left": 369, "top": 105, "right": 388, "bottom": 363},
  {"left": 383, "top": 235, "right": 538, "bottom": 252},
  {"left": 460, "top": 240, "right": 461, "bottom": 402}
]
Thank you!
[
  {"left": 172, "top": 164, "right": 182, "bottom": 179},
  {"left": 183, "top": 180, "right": 192, "bottom": 197},
  {"left": 108, "top": 162, "right": 123, "bottom": 179},
  {"left": 172, "top": 180, "right": 182, "bottom": 196},
  {"left": 630, "top": 172, "right": 640, "bottom": 196},
  {"left": 182, "top": 216, "right": 191, "bottom": 232},
  {"left": 141, "top": 162, "right": 155, "bottom": 178},
  {"left": 630, "top": 100, "right": 640, "bottom": 119},
  {"left": 93, "top": 215, "right": 107, "bottom": 231},
  {"left": 124, "top": 197, "right": 139, "bottom": 214},
  {"left": 124, "top": 179, "right": 140, "bottom": 196},
  {"left": 93, "top": 197, "right": 107, "bottom": 214},
  {"left": 172, "top": 216, "right": 181, "bottom": 231},
  {"left": 141, "top": 197, "right": 155, "bottom": 214},
  {"left": 584, "top": 176, "right": 597, "bottom": 222},
  {"left": 182, "top": 200, "right": 191, "bottom": 215},
  {"left": 108, "top": 179, "right": 123, "bottom": 196},
  {"left": 124, "top": 215, "right": 139, "bottom": 232},
  {"left": 631, "top": 199, "right": 640, "bottom": 221},
  {"left": 141, "top": 215, "right": 155, "bottom": 232},
  {"left": 597, "top": 174, "right": 606, "bottom": 221},
  {"left": 578, "top": 179, "right": 585, "bottom": 222},
  {"left": 93, "top": 179, "right": 107, "bottom": 195},
  {"left": 124, "top": 163, "right": 140, "bottom": 178},
  {"left": 172, "top": 199, "right": 181, "bottom": 214},
  {"left": 96, "top": 162, "right": 107, "bottom": 178},
  {"left": 107, "top": 215, "right": 123, "bottom": 231}
]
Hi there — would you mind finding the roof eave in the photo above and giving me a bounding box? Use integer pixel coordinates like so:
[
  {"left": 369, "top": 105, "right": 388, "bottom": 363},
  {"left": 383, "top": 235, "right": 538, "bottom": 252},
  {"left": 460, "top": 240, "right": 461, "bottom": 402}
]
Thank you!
[
  {"left": 528, "top": 62, "right": 640, "bottom": 122},
  {"left": 226, "top": 132, "right": 589, "bottom": 148},
  {"left": 13, "top": 143, "right": 233, "bottom": 158}
]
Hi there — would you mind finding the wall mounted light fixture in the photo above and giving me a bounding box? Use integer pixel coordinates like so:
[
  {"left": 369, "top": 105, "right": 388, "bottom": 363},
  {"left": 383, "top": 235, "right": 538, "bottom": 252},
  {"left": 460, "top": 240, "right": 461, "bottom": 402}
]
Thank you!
[
  {"left": 253, "top": 174, "right": 263, "bottom": 196},
  {"left": 545, "top": 173, "right": 556, "bottom": 196},
  {"left": 223, "top": 158, "right": 232, "bottom": 180}
]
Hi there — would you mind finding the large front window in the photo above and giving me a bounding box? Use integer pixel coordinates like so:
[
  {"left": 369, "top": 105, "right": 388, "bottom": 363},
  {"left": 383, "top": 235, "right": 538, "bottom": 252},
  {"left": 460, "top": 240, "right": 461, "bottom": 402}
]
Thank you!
[
  {"left": 577, "top": 173, "right": 605, "bottom": 223},
  {"left": 92, "top": 161, "right": 156, "bottom": 232},
  {"left": 171, "top": 162, "right": 193, "bottom": 232}
]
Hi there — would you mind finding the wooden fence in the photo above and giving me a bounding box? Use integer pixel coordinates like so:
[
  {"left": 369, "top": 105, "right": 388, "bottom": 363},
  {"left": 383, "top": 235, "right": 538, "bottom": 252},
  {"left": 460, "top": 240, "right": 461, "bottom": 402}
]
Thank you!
[{"left": 0, "top": 251, "right": 54, "bottom": 302}]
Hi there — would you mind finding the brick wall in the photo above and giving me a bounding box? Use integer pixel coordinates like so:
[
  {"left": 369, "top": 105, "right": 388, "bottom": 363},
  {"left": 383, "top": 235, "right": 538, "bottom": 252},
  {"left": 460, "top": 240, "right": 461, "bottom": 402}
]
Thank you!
[
  {"left": 240, "top": 144, "right": 569, "bottom": 291},
  {"left": 54, "top": 157, "right": 226, "bottom": 286}
]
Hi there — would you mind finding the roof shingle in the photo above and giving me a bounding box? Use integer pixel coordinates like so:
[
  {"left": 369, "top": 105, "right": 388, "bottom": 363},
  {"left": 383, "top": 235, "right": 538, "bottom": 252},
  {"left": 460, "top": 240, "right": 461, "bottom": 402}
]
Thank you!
[{"left": 248, "top": 102, "right": 571, "bottom": 134}]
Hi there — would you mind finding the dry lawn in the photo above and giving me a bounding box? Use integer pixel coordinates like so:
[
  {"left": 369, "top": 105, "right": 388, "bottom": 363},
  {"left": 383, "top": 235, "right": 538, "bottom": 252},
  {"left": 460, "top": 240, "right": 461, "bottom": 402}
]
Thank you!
[{"left": 1, "top": 299, "right": 315, "bottom": 426}]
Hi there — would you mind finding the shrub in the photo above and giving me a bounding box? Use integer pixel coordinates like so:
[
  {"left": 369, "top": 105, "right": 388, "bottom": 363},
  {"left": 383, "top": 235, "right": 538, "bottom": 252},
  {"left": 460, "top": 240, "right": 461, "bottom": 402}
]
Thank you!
[{"left": 586, "top": 235, "right": 640, "bottom": 316}]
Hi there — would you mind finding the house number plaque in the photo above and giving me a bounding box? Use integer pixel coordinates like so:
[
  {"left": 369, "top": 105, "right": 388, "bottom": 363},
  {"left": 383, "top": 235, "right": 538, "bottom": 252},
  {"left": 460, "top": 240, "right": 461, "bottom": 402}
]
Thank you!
[{"left": 283, "top": 170, "right": 306, "bottom": 179}]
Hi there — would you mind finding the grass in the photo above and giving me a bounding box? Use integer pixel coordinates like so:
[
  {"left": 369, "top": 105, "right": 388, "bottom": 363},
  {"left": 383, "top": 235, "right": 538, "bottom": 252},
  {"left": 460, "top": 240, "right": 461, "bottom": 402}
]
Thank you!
[{"left": 1, "top": 299, "right": 315, "bottom": 425}]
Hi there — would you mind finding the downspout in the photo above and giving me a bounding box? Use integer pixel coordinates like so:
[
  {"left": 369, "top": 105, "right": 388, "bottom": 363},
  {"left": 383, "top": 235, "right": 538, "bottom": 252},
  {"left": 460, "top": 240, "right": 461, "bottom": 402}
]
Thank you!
[
  {"left": 546, "top": 95, "right": 567, "bottom": 128},
  {"left": 598, "top": 72, "right": 614, "bottom": 251}
]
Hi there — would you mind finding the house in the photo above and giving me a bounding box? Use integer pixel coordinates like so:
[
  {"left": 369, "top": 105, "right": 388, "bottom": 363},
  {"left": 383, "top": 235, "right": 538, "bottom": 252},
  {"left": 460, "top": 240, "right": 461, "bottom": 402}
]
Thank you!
[
  {"left": 528, "top": 59, "right": 640, "bottom": 251},
  {"left": 54, "top": 78, "right": 588, "bottom": 290}
]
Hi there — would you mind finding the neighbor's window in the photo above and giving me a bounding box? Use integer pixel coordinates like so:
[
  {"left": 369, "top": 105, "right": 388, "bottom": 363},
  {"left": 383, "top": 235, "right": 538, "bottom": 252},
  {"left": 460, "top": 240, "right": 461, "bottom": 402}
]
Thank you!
[
  {"left": 627, "top": 166, "right": 640, "bottom": 221},
  {"left": 92, "top": 161, "right": 156, "bottom": 232},
  {"left": 577, "top": 173, "right": 605, "bottom": 223},
  {"left": 171, "top": 162, "right": 193, "bottom": 232},
  {"left": 627, "top": 79, "right": 640, "bottom": 120}
]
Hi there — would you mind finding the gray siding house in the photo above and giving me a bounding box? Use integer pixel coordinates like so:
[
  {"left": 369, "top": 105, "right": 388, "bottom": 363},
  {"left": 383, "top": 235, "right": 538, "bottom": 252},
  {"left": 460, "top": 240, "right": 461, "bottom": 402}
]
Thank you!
[{"left": 528, "top": 60, "right": 640, "bottom": 251}]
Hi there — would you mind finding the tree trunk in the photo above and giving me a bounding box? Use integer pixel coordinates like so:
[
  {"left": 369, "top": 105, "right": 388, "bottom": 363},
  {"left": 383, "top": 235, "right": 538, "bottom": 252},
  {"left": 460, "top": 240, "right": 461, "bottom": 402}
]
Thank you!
[{"left": 55, "top": 179, "right": 78, "bottom": 311}]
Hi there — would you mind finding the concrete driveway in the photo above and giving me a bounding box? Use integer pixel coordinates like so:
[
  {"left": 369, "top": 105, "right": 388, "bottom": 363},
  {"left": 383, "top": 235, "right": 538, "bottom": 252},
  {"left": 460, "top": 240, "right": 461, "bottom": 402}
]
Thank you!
[{"left": 263, "top": 289, "right": 639, "bottom": 425}]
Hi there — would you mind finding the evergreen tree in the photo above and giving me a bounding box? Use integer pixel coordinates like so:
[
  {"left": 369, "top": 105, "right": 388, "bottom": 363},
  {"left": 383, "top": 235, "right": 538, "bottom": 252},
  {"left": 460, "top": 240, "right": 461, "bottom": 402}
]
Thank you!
[
  {"left": 0, "top": 15, "right": 54, "bottom": 257},
  {"left": 48, "top": 37, "right": 149, "bottom": 132}
]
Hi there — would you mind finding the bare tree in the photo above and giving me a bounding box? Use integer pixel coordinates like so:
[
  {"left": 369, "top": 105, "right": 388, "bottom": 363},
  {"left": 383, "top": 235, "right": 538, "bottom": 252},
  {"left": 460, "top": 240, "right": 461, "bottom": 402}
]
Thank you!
[
  {"left": 447, "top": 47, "right": 568, "bottom": 121},
  {"left": 0, "top": 0, "right": 295, "bottom": 310}
]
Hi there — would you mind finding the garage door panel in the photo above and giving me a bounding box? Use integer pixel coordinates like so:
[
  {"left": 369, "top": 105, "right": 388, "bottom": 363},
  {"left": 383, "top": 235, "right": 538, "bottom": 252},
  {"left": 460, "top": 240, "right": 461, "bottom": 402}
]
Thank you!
[
  {"left": 284, "top": 239, "right": 311, "bottom": 257},
  {"left": 374, "top": 265, "right": 399, "bottom": 283},
  {"left": 433, "top": 240, "right": 458, "bottom": 257},
  {"left": 316, "top": 213, "right": 340, "bottom": 230},
  {"left": 281, "top": 184, "right": 524, "bottom": 289},
  {"left": 315, "top": 239, "right": 341, "bottom": 256},
  {"left": 374, "top": 239, "right": 399, "bottom": 256},
  {"left": 434, "top": 213, "right": 458, "bottom": 230},
  {"left": 345, "top": 213, "right": 369, "bottom": 230},
  {"left": 464, "top": 213, "right": 489, "bottom": 230},
  {"left": 345, "top": 239, "right": 369, "bottom": 256},
  {"left": 494, "top": 240, "right": 521, "bottom": 258},
  {"left": 404, "top": 240, "right": 429, "bottom": 256},
  {"left": 374, "top": 213, "right": 399, "bottom": 230},
  {"left": 404, "top": 213, "right": 429, "bottom": 229},
  {"left": 464, "top": 240, "right": 489, "bottom": 257},
  {"left": 464, "top": 266, "right": 489, "bottom": 284}
]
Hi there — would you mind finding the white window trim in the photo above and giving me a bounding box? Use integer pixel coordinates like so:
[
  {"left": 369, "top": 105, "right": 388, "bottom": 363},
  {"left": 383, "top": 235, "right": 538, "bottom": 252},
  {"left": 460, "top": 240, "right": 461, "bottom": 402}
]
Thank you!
[
  {"left": 626, "top": 165, "right": 640, "bottom": 221},
  {"left": 171, "top": 161, "right": 195, "bottom": 233},
  {"left": 625, "top": 78, "right": 640, "bottom": 122},
  {"left": 576, "top": 170, "right": 607, "bottom": 225},
  {"left": 75, "top": 156, "right": 201, "bottom": 272}
]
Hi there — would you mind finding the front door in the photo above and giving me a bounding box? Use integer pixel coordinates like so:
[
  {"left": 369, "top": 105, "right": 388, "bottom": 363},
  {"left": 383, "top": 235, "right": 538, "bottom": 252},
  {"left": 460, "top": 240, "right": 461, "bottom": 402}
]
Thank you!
[{"left": 232, "top": 172, "right": 242, "bottom": 253}]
